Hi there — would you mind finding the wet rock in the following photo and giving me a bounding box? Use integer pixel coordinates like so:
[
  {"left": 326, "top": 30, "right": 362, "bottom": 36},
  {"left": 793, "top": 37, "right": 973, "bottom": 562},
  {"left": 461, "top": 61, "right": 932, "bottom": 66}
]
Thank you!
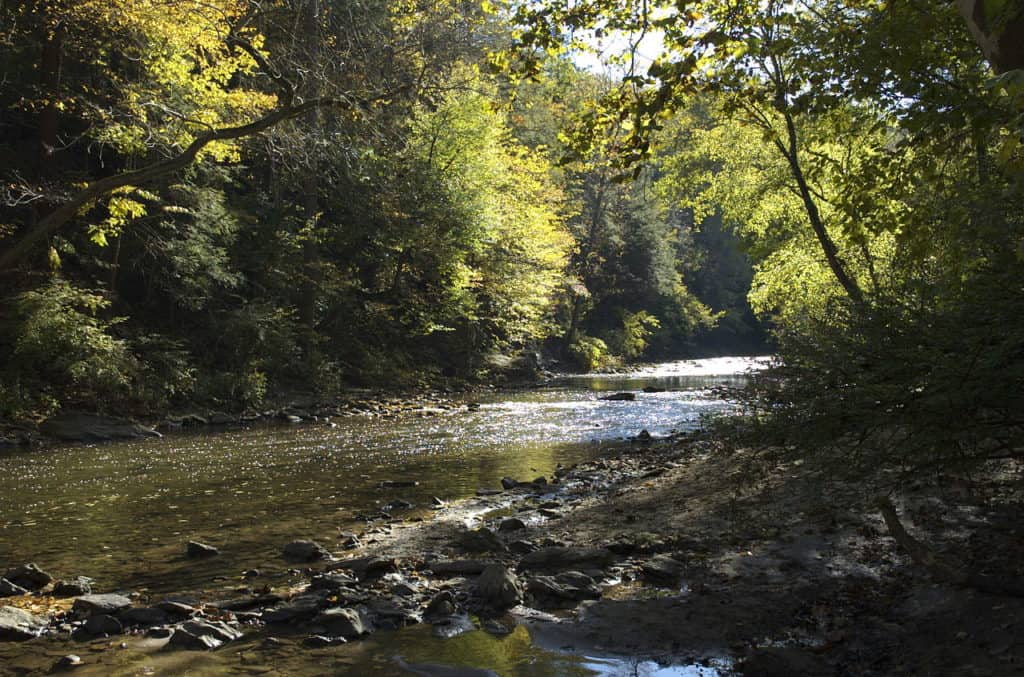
[
  {"left": 476, "top": 564, "right": 523, "bottom": 611},
  {"left": 339, "top": 533, "right": 362, "bottom": 550},
  {"left": 379, "top": 480, "right": 419, "bottom": 488},
  {"left": 500, "top": 477, "right": 519, "bottom": 490},
  {"left": 424, "top": 591, "right": 457, "bottom": 619},
  {"left": 313, "top": 607, "right": 367, "bottom": 639},
  {"left": 54, "top": 654, "right": 82, "bottom": 669},
  {"left": 180, "top": 619, "right": 242, "bottom": 643},
  {"left": 3, "top": 563, "right": 53, "bottom": 591},
  {"left": 641, "top": 554, "right": 685, "bottom": 586},
  {"left": 262, "top": 594, "right": 325, "bottom": 623},
  {"left": 427, "top": 560, "right": 497, "bottom": 576},
  {"left": 146, "top": 626, "right": 173, "bottom": 638},
  {"left": 599, "top": 392, "right": 636, "bottom": 401},
  {"left": 517, "top": 547, "right": 616, "bottom": 574},
  {"left": 498, "top": 518, "right": 526, "bottom": 532},
  {"left": 0, "top": 605, "right": 47, "bottom": 640},
  {"left": 482, "top": 617, "right": 515, "bottom": 636},
  {"left": 186, "top": 540, "right": 219, "bottom": 558},
  {"left": 40, "top": 413, "right": 161, "bottom": 442},
  {"left": 282, "top": 540, "right": 331, "bottom": 562},
  {"left": 526, "top": 573, "right": 601, "bottom": 608},
  {"left": 383, "top": 499, "right": 414, "bottom": 511},
  {"left": 304, "top": 634, "right": 346, "bottom": 647},
  {"left": 740, "top": 646, "right": 830, "bottom": 676},
  {"left": 430, "top": 613, "right": 476, "bottom": 639},
  {"left": 430, "top": 496, "right": 447, "bottom": 508},
  {"left": 309, "top": 572, "right": 358, "bottom": 592},
  {"left": 52, "top": 577, "right": 93, "bottom": 597},
  {"left": 642, "top": 386, "right": 666, "bottom": 393},
  {"left": 73, "top": 593, "right": 132, "bottom": 617},
  {"left": 207, "top": 412, "right": 236, "bottom": 425},
  {"left": 0, "top": 578, "right": 29, "bottom": 597},
  {"left": 475, "top": 488, "right": 503, "bottom": 497},
  {"left": 167, "top": 627, "right": 222, "bottom": 650},
  {"left": 118, "top": 607, "right": 172, "bottom": 627},
  {"left": 392, "top": 581, "right": 419, "bottom": 597},
  {"left": 634, "top": 429, "right": 653, "bottom": 442},
  {"left": 156, "top": 601, "right": 197, "bottom": 617},
  {"left": 212, "top": 593, "right": 283, "bottom": 612},
  {"left": 83, "top": 614, "right": 123, "bottom": 636},
  {"left": 331, "top": 556, "right": 400, "bottom": 581},
  {"left": 456, "top": 527, "right": 505, "bottom": 553},
  {"left": 366, "top": 600, "right": 422, "bottom": 630}
]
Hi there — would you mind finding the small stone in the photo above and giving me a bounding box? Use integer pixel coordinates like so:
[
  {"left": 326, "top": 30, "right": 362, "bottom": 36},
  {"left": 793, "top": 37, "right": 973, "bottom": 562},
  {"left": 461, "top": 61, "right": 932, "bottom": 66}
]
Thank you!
[
  {"left": 456, "top": 527, "right": 505, "bottom": 553},
  {"left": 52, "top": 577, "right": 93, "bottom": 597},
  {"left": 55, "top": 654, "right": 82, "bottom": 669},
  {"left": 3, "top": 563, "right": 53, "bottom": 591},
  {"left": 304, "top": 634, "right": 346, "bottom": 647},
  {"left": 186, "top": 541, "right": 220, "bottom": 558},
  {"left": 424, "top": 591, "right": 456, "bottom": 619},
  {"left": 282, "top": 540, "right": 331, "bottom": 562},
  {"left": 314, "top": 607, "right": 366, "bottom": 639},
  {"left": 0, "top": 578, "right": 29, "bottom": 597},
  {"left": 180, "top": 619, "right": 242, "bottom": 643},
  {"left": 73, "top": 594, "right": 132, "bottom": 617},
  {"left": 430, "top": 496, "right": 446, "bottom": 508},
  {"left": 84, "top": 614, "right": 123, "bottom": 636},
  {"left": 500, "top": 477, "right": 519, "bottom": 490}
]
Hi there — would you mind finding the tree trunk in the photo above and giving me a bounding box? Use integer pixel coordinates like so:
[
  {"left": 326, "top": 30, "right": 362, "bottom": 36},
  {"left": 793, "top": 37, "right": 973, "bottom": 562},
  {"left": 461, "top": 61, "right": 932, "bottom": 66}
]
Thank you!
[
  {"left": 38, "top": 19, "right": 63, "bottom": 175},
  {"left": 956, "top": 0, "right": 1024, "bottom": 73}
]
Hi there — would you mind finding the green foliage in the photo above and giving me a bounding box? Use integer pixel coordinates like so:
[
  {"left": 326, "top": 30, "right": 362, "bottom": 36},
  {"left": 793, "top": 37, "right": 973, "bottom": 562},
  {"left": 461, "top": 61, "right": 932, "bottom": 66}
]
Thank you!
[
  {"left": 8, "top": 280, "right": 137, "bottom": 412},
  {"left": 567, "top": 335, "right": 613, "bottom": 372}
]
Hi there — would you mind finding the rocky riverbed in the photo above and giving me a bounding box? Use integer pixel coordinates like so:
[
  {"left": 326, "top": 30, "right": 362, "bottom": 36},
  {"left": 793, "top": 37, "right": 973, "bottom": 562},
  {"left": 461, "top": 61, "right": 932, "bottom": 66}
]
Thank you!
[{"left": 2, "top": 431, "right": 1023, "bottom": 675}]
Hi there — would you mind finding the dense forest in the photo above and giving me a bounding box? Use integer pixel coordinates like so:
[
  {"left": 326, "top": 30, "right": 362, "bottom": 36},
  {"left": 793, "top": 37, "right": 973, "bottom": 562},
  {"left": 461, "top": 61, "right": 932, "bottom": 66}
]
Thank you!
[
  {"left": 0, "top": 0, "right": 1022, "bottom": 484},
  {"left": 0, "top": 0, "right": 766, "bottom": 422}
]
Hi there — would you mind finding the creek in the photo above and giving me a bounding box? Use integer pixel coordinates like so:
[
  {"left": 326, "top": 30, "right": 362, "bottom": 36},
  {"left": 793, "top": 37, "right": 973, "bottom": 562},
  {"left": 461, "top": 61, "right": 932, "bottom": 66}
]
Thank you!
[{"left": 0, "top": 356, "right": 766, "bottom": 676}]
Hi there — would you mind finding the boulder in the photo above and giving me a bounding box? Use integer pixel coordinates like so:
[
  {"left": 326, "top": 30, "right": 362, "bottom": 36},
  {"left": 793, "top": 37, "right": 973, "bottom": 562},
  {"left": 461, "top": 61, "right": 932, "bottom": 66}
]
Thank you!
[
  {"left": 424, "top": 591, "right": 456, "bottom": 619},
  {"left": 641, "top": 554, "right": 685, "bottom": 586},
  {"left": 498, "top": 518, "right": 526, "bottom": 533},
  {"left": 599, "top": 392, "right": 636, "bottom": 401},
  {"left": 0, "top": 578, "right": 29, "bottom": 597},
  {"left": 167, "top": 628, "right": 221, "bottom": 651},
  {"left": 3, "top": 563, "right": 53, "bottom": 591},
  {"left": 54, "top": 654, "right": 82, "bottom": 669},
  {"left": 73, "top": 594, "right": 132, "bottom": 617},
  {"left": 282, "top": 540, "right": 330, "bottom": 562},
  {"left": 500, "top": 477, "right": 519, "bottom": 490},
  {"left": 83, "top": 614, "right": 123, "bottom": 636},
  {"left": 156, "top": 601, "right": 196, "bottom": 618},
  {"left": 39, "top": 413, "right": 161, "bottom": 442},
  {"left": 642, "top": 386, "right": 666, "bottom": 393},
  {"left": 0, "top": 605, "right": 47, "bottom": 640},
  {"left": 455, "top": 527, "right": 505, "bottom": 553},
  {"left": 186, "top": 541, "right": 219, "bottom": 558},
  {"left": 52, "top": 577, "right": 93, "bottom": 597},
  {"left": 475, "top": 564, "right": 523, "bottom": 611},
  {"left": 313, "top": 607, "right": 366, "bottom": 639},
  {"left": 517, "top": 547, "right": 616, "bottom": 574}
]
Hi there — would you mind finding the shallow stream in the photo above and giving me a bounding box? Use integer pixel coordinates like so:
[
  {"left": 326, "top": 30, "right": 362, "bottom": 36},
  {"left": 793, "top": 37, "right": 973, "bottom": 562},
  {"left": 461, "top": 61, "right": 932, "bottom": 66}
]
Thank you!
[{"left": 0, "top": 356, "right": 766, "bottom": 676}]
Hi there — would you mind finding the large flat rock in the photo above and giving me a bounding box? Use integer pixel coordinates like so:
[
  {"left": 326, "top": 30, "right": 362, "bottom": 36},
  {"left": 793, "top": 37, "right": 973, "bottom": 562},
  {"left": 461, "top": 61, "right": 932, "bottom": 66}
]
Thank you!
[{"left": 40, "top": 413, "right": 161, "bottom": 443}]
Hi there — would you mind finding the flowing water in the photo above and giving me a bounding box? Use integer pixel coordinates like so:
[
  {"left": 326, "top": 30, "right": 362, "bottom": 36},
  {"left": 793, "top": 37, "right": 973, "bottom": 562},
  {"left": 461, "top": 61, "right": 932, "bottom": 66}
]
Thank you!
[{"left": 0, "top": 356, "right": 767, "bottom": 676}]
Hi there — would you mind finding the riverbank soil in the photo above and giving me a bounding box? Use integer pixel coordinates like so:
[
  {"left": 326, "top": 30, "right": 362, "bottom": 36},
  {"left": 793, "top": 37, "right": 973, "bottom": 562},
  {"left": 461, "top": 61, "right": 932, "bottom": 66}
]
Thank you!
[{"left": 358, "top": 435, "right": 1024, "bottom": 675}]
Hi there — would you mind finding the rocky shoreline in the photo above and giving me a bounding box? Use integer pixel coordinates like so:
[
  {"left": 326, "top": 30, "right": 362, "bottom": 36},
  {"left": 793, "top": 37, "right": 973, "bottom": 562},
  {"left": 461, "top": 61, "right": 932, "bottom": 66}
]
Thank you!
[
  {"left": 0, "top": 389, "right": 489, "bottom": 448},
  {"left": 2, "top": 432, "right": 1023, "bottom": 675}
]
